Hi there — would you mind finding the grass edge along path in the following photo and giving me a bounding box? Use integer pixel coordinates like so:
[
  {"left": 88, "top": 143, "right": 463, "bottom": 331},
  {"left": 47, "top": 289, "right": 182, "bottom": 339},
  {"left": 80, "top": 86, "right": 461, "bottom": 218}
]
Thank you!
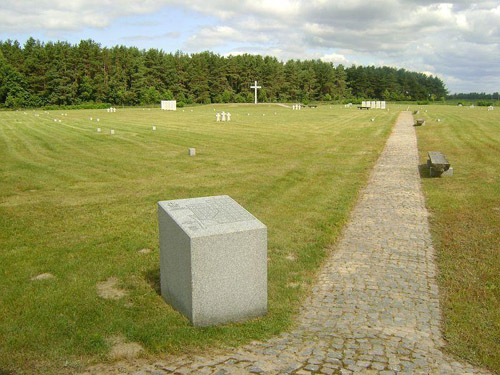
[{"left": 414, "top": 105, "right": 500, "bottom": 374}]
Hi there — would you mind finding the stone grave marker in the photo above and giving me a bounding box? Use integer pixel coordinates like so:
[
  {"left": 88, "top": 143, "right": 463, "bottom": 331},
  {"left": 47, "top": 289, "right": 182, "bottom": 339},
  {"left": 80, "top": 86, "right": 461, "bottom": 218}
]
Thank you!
[
  {"left": 221, "top": 112, "right": 226, "bottom": 122},
  {"left": 158, "top": 195, "right": 267, "bottom": 326},
  {"left": 97, "top": 128, "right": 101, "bottom": 132},
  {"left": 110, "top": 129, "right": 115, "bottom": 134},
  {"left": 227, "top": 112, "right": 231, "bottom": 121},
  {"left": 188, "top": 148, "right": 196, "bottom": 156},
  {"left": 216, "top": 113, "right": 220, "bottom": 122}
]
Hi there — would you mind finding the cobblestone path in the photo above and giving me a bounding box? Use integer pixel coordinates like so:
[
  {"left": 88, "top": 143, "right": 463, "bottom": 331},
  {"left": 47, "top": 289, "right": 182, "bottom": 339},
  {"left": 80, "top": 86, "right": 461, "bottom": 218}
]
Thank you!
[{"left": 83, "top": 112, "right": 489, "bottom": 375}]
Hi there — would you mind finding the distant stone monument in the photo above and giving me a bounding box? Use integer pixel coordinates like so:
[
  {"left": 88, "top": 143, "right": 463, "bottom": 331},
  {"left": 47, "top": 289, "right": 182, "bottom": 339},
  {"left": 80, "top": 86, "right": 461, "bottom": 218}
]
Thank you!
[
  {"left": 227, "top": 112, "right": 231, "bottom": 121},
  {"left": 381, "top": 101, "right": 386, "bottom": 109},
  {"left": 161, "top": 100, "right": 177, "bottom": 111},
  {"left": 250, "top": 81, "right": 261, "bottom": 104},
  {"left": 188, "top": 148, "right": 196, "bottom": 156},
  {"left": 158, "top": 195, "right": 267, "bottom": 326},
  {"left": 221, "top": 112, "right": 226, "bottom": 122},
  {"left": 216, "top": 113, "right": 221, "bottom": 122}
]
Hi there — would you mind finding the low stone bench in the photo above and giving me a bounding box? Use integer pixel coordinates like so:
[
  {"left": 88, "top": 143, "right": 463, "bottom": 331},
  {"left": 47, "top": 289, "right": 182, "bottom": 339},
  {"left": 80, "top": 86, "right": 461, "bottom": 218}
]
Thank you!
[
  {"left": 427, "top": 151, "right": 453, "bottom": 177},
  {"left": 357, "top": 106, "right": 370, "bottom": 110},
  {"left": 415, "top": 118, "right": 426, "bottom": 126}
]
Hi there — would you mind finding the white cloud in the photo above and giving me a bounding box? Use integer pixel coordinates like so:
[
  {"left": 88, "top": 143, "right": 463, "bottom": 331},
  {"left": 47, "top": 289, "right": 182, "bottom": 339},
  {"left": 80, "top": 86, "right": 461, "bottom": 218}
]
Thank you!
[{"left": 320, "top": 53, "right": 349, "bottom": 65}]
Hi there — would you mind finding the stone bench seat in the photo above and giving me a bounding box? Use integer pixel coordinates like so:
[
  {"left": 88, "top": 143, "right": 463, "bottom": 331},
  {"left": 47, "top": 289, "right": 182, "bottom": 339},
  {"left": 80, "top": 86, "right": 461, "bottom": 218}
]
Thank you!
[{"left": 427, "top": 151, "right": 453, "bottom": 177}]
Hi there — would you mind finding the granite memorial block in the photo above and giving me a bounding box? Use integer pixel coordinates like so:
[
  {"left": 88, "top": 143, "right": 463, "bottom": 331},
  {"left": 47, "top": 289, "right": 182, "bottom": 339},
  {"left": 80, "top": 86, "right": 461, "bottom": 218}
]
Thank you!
[
  {"left": 188, "top": 148, "right": 196, "bottom": 156},
  {"left": 158, "top": 195, "right": 267, "bottom": 326}
]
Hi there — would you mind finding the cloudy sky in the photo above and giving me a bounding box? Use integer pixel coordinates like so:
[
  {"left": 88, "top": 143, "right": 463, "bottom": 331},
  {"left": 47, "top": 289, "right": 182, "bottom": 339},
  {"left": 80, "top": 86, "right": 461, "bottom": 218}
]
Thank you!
[{"left": 1, "top": 0, "right": 499, "bottom": 93}]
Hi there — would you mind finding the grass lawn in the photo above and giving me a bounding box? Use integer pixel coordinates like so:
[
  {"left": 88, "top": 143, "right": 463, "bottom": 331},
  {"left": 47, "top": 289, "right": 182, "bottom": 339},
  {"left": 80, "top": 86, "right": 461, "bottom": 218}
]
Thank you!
[
  {"left": 414, "top": 105, "right": 500, "bottom": 373},
  {"left": 0, "top": 104, "right": 395, "bottom": 374}
]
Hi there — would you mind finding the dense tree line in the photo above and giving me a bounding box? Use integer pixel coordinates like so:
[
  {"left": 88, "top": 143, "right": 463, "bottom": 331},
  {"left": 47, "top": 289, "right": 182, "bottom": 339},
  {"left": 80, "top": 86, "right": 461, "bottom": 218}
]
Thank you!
[
  {"left": 0, "top": 38, "right": 448, "bottom": 108},
  {"left": 447, "top": 92, "right": 499, "bottom": 101}
]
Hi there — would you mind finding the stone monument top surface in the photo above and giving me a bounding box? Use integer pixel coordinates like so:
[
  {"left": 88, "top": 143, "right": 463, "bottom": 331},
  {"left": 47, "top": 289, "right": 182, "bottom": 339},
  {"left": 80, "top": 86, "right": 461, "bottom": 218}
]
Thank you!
[{"left": 158, "top": 195, "right": 266, "bottom": 237}]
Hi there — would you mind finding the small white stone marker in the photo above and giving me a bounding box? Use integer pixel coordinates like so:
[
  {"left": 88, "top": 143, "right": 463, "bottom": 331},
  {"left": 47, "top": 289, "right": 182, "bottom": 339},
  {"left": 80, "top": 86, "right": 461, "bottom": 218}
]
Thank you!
[
  {"left": 158, "top": 195, "right": 267, "bottom": 326},
  {"left": 371, "top": 118, "right": 375, "bottom": 122},
  {"left": 110, "top": 129, "right": 115, "bottom": 134},
  {"left": 247, "top": 113, "right": 250, "bottom": 116},
  {"left": 227, "top": 112, "right": 231, "bottom": 121},
  {"left": 90, "top": 117, "right": 93, "bottom": 121},
  {"left": 96, "top": 118, "right": 100, "bottom": 122},
  {"left": 216, "top": 113, "right": 221, "bottom": 122},
  {"left": 54, "top": 119, "right": 57, "bottom": 122},
  {"left": 152, "top": 126, "right": 156, "bottom": 130},
  {"left": 188, "top": 148, "right": 196, "bottom": 156},
  {"left": 97, "top": 128, "right": 101, "bottom": 132},
  {"left": 221, "top": 112, "right": 226, "bottom": 122},
  {"left": 437, "top": 119, "right": 441, "bottom": 122},
  {"left": 58, "top": 120, "right": 62, "bottom": 123}
]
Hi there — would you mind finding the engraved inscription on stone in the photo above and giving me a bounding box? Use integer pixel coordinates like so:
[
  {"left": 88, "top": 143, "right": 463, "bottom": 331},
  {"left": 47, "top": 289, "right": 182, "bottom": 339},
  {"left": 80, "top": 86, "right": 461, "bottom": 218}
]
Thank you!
[{"left": 187, "top": 198, "right": 255, "bottom": 226}]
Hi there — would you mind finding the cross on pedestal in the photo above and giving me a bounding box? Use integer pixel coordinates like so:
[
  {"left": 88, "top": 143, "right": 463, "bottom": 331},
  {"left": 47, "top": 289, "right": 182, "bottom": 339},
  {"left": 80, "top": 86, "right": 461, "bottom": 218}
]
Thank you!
[{"left": 250, "top": 80, "right": 261, "bottom": 104}]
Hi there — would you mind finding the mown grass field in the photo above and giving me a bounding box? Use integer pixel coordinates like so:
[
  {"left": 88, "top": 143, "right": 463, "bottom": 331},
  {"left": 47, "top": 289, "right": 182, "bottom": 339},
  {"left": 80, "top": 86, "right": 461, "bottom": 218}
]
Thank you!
[
  {"left": 0, "top": 104, "right": 395, "bottom": 374},
  {"left": 414, "top": 105, "right": 500, "bottom": 373}
]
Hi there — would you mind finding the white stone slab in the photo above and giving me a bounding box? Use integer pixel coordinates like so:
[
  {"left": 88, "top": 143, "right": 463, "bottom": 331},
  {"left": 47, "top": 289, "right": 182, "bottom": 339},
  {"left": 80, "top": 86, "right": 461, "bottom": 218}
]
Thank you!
[
  {"left": 376, "top": 101, "right": 381, "bottom": 109},
  {"left": 161, "top": 100, "right": 177, "bottom": 111},
  {"left": 371, "top": 101, "right": 376, "bottom": 108},
  {"left": 381, "top": 101, "right": 386, "bottom": 109},
  {"left": 188, "top": 148, "right": 196, "bottom": 156},
  {"left": 158, "top": 195, "right": 267, "bottom": 326}
]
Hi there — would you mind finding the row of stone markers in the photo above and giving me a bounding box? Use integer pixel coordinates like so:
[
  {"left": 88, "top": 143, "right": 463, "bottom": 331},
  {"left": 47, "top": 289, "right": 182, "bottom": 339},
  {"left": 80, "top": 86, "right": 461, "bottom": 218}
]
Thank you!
[
  {"left": 216, "top": 112, "right": 231, "bottom": 122},
  {"left": 362, "top": 100, "right": 386, "bottom": 109},
  {"left": 292, "top": 104, "right": 302, "bottom": 110}
]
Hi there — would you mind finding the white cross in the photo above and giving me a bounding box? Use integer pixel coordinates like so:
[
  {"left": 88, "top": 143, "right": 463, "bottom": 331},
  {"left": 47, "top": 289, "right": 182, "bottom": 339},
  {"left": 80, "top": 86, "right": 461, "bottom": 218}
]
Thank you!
[{"left": 250, "top": 80, "right": 261, "bottom": 104}]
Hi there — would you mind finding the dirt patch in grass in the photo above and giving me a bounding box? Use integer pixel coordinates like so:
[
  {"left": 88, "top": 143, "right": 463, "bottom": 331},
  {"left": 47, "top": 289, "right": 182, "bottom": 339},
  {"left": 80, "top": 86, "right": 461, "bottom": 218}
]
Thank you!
[
  {"left": 107, "top": 336, "right": 144, "bottom": 360},
  {"left": 30, "top": 273, "right": 55, "bottom": 281},
  {"left": 97, "top": 277, "right": 127, "bottom": 300}
]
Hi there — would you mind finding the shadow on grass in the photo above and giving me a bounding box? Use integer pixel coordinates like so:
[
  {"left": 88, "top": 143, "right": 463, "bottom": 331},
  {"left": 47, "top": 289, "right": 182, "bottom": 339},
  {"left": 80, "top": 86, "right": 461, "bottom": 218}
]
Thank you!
[
  {"left": 144, "top": 267, "right": 161, "bottom": 296},
  {"left": 418, "top": 163, "right": 432, "bottom": 178}
]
